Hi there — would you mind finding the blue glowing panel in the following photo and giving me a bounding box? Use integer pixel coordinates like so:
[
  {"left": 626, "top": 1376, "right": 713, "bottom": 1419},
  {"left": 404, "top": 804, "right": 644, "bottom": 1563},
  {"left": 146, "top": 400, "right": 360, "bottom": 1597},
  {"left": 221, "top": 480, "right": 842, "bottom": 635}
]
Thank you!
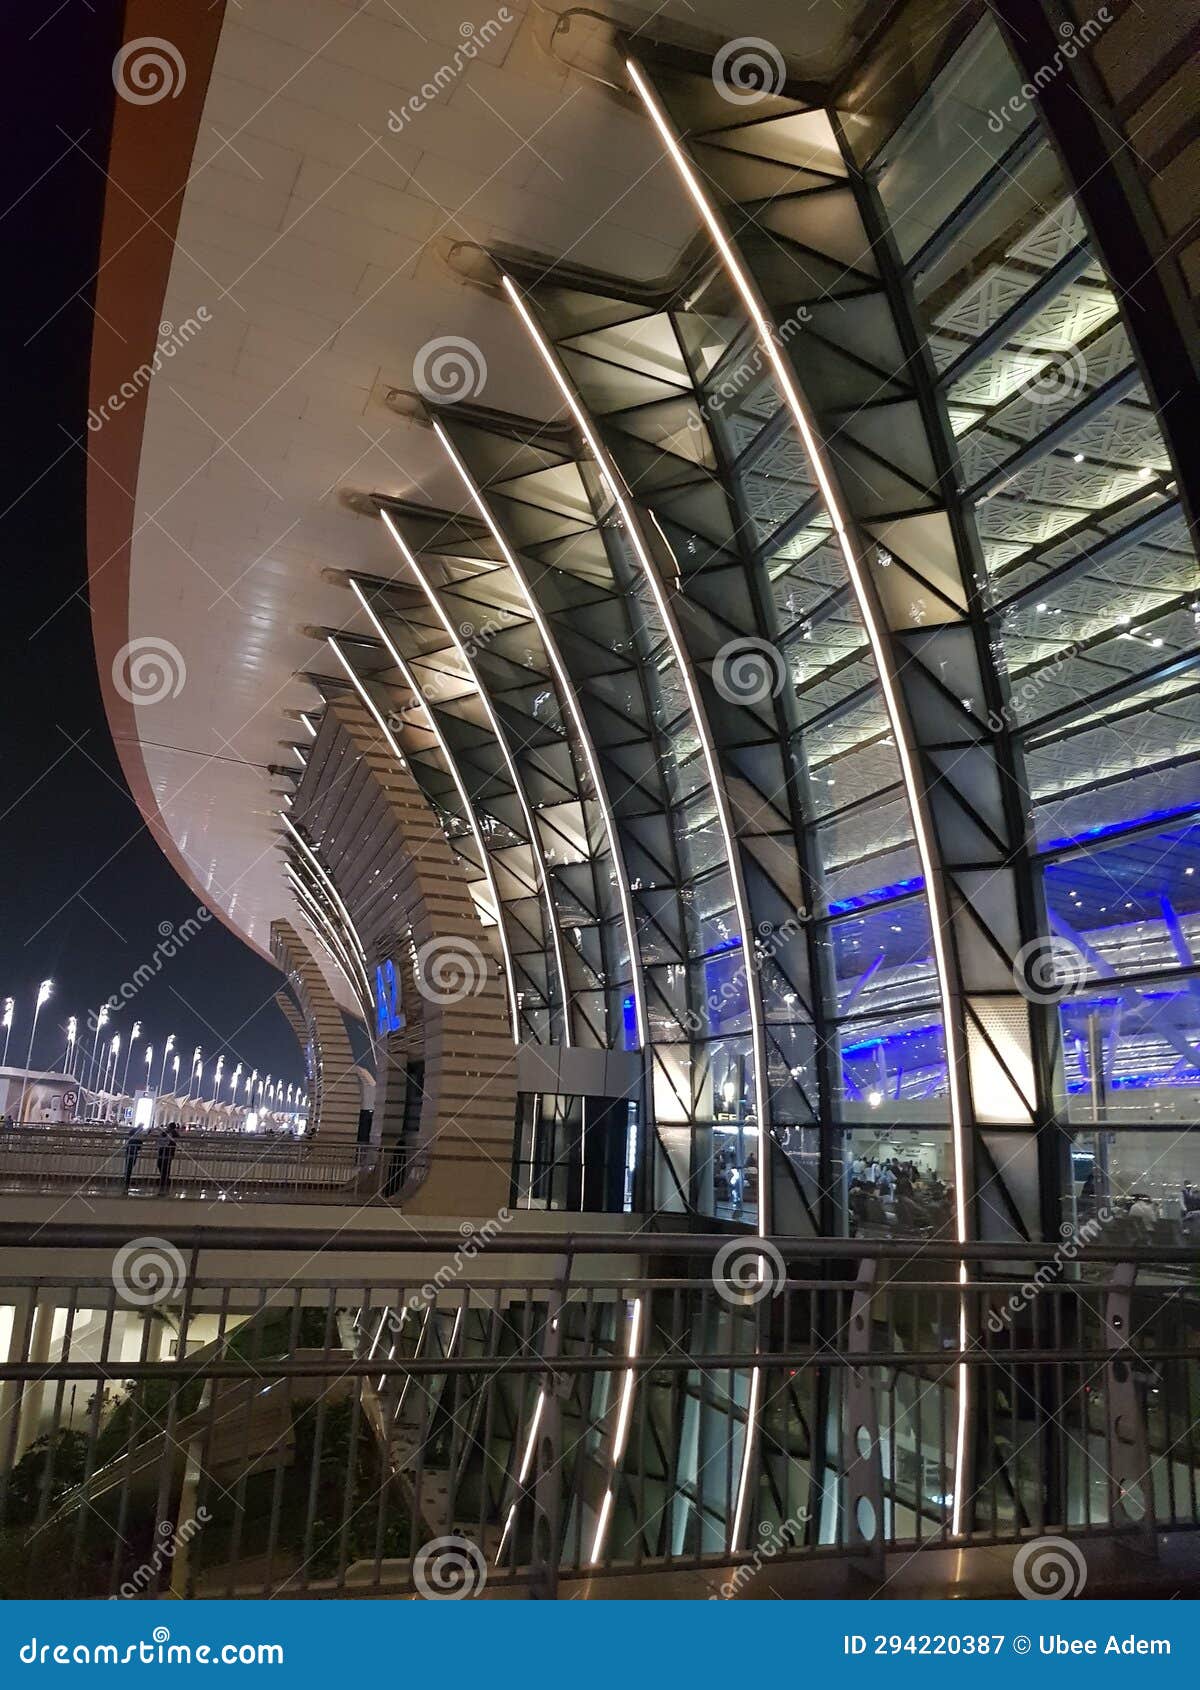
[
  {"left": 622, "top": 994, "right": 638, "bottom": 1053},
  {"left": 374, "top": 960, "right": 404, "bottom": 1036}
]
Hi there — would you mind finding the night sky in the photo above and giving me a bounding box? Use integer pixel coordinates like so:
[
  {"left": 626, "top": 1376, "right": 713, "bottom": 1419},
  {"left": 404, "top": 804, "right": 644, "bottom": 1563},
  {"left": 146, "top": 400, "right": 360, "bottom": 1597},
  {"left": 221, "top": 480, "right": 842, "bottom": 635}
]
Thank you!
[{"left": 1, "top": 1, "right": 304, "bottom": 1095}]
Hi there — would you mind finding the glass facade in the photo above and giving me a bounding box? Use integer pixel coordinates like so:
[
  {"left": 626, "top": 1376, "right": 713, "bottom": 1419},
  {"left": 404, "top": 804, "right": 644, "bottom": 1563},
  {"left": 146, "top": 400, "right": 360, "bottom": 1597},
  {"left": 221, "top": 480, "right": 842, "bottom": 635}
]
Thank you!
[
  {"left": 300, "top": 13, "right": 1197, "bottom": 1242},
  {"left": 861, "top": 15, "right": 1199, "bottom": 1214}
]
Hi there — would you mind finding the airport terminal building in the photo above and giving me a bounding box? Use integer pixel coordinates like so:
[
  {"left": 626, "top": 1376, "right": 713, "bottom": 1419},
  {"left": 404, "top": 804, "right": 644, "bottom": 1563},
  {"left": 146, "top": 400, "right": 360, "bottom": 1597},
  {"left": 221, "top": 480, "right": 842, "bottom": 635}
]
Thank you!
[{"left": 1, "top": 0, "right": 1196, "bottom": 1600}]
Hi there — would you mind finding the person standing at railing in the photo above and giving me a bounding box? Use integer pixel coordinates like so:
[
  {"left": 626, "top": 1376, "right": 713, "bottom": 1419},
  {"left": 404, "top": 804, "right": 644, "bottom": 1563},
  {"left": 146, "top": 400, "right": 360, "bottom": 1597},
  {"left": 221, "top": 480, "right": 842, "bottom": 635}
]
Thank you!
[
  {"left": 156, "top": 1120, "right": 180, "bottom": 1195},
  {"left": 123, "top": 1123, "right": 142, "bottom": 1192}
]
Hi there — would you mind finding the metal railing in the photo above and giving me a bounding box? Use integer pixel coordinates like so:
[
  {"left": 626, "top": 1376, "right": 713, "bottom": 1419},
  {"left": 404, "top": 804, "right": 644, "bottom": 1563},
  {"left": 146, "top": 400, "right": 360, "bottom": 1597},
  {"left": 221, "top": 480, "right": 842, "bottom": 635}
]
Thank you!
[
  {"left": 0, "top": 1226, "right": 1195, "bottom": 1599},
  {"left": 0, "top": 1128, "right": 378, "bottom": 1204}
]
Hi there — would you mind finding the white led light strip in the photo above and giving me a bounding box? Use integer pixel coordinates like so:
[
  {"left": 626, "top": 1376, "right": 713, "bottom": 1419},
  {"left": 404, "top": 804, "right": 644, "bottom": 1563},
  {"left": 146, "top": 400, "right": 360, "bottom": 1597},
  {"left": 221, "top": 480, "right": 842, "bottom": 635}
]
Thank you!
[
  {"left": 496, "top": 285, "right": 766, "bottom": 1164},
  {"left": 430, "top": 420, "right": 648, "bottom": 1053},
  {"left": 328, "top": 631, "right": 521, "bottom": 1043},
  {"left": 280, "top": 812, "right": 371, "bottom": 982},
  {"left": 495, "top": 1388, "right": 545, "bottom": 1562},
  {"left": 501, "top": 267, "right": 776, "bottom": 1554},
  {"left": 285, "top": 866, "right": 369, "bottom": 1005},
  {"left": 376, "top": 513, "right": 575, "bottom": 1049},
  {"left": 283, "top": 866, "right": 366, "bottom": 1011},
  {"left": 284, "top": 862, "right": 371, "bottom": 1008},
  {"left": 623, "top": 54, "right": 970, "bottom": 1532},
  {"left": 588, "top": 1295, "right": 643, "bottom": 1564}
]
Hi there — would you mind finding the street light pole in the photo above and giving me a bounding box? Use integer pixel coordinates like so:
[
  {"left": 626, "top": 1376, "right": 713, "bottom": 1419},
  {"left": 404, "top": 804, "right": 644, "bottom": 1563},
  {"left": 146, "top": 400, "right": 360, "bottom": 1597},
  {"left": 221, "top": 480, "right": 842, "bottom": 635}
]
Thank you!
[
  {"left": 1, "top": 1000, "right": 12, "bottom": 1069},
  {"left": 104, "top": 1035, "right": 120, "bottom": 1118},
  {"left": 158, "top": 1034, "right": 175, "bottom": 1096},
  {"left": 19, "top": 986, "right": 52, "bottom": 1115},
  {"left": 121, "top": 1021, "right": 141, "bottom": 1096},
  {"left": 88, "top": 1009, "right": 108, "bottom": 1099}
]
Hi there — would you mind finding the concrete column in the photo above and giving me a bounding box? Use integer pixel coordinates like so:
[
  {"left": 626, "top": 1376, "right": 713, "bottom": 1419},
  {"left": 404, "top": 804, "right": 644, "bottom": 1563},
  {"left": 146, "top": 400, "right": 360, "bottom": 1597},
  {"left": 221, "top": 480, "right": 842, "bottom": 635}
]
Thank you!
[
  {"left": 0, "top": 1292, "right": 33, "bottom": 1475},
  {"left": 13, "top": 1299, "right": 56, "bottom": 1463}
]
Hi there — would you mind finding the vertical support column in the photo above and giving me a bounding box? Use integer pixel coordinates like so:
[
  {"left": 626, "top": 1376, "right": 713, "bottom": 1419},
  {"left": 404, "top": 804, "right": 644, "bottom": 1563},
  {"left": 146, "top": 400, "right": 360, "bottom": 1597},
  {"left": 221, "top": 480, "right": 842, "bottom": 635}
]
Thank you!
[
  {"left": 1103, "top": 1262, "right": 1156, "bottom": 1551},
  {"left": 844, "top": 1259, "right": 886, "bottom": 1579},
  {"left": 0, "top": 1292, "right": 35, "bottom": 1479},
  {"left": 529, "top": 1262, "right": 566, "bottom": 1599},
  {"left": 14, "top": 1299, "right": 55, "bottom": 1465}
]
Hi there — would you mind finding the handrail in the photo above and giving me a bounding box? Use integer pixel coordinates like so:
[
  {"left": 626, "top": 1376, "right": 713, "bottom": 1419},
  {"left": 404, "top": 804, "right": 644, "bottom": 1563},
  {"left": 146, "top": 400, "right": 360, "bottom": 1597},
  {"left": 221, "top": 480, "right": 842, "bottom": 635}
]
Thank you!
[{"left": 0, "top": 1219, "right": 1195, "bottom": 1261}]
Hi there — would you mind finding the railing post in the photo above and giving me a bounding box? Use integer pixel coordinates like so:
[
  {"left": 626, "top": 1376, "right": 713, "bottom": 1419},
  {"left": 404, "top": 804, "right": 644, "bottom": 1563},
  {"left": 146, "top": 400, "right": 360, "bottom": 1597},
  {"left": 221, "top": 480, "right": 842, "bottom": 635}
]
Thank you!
[
  {"left": 1103, "top": 1260, "right": 1156, "bottom": 1551},
  {"left": 844, "top": 1258, "right": 886, "bottom": 1580},
  {"left": 528, "top": 1252, "right": 569, "bottom": 1599}
]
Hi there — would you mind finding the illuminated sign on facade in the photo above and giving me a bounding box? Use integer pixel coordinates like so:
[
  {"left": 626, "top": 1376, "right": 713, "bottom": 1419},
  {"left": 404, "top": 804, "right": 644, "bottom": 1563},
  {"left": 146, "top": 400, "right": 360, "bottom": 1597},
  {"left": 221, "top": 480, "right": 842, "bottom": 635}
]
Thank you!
[{"left": 375, "top": 959, "right": 404, "bottom": 1036}]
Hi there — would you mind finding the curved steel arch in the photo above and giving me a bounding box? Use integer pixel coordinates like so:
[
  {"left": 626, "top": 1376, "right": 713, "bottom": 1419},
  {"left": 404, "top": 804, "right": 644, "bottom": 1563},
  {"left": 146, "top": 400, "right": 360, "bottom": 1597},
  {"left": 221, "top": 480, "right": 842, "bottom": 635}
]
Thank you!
[
  {"left": 348, "top": 574, "right": 572, "bottom": 1050},
  {"left": 617, "top": 55, "right": 975, "bottom": 1280},
  {"left": 359, "top": 496, "right": 621, "bottom": 1055},
  {"left": 270, "top": 920, "right": 361, "bottom": 1142},
  {"left": 356, "top": 493, "right": 621, "bottom": 1054},
  {"left": 428, "top": 419, "right": 650, "bottom": 1055},
  {"left": 417, "top": 394, "right": 811, "bottom": 1229},
  {"left": 323, "top": 636, "right": 521, "bottom": 1043},
  {"left": 368, "top": 534, "right": 578, "bottom": 1049}
]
